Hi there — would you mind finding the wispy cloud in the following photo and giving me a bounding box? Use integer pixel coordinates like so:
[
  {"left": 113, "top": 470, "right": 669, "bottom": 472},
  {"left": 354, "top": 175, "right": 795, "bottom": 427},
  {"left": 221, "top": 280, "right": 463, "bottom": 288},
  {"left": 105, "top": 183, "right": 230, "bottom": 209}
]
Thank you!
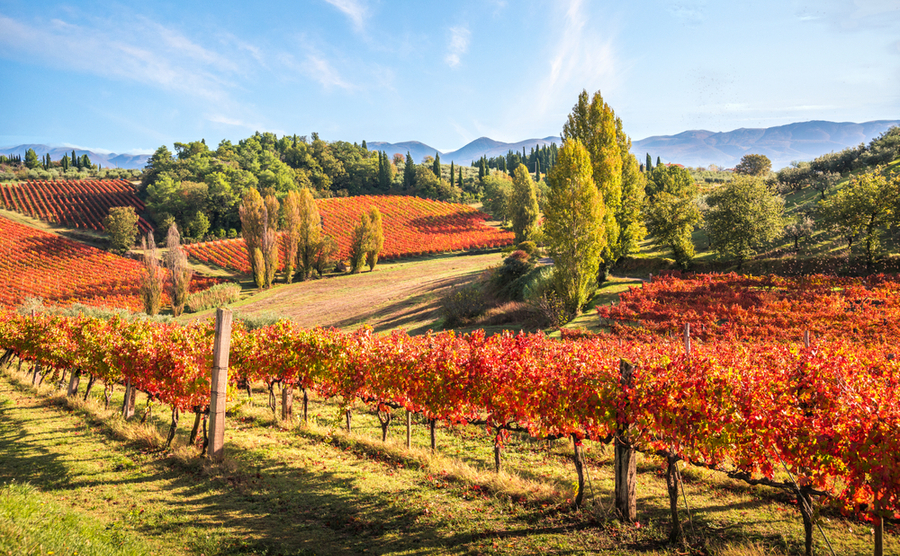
[
  {"left": 323, "top": 0, "right": 368, "bottom": 31},
  {"left": 279, "top": 48, "right": 354, "bottom": 91},
  {"left": 0, "top": 13, "right": 245, "bottom": 104},
  {"left": 537, "top": 0, "right": 618, "bottom": 116},
  {"left": 445, "top": 26, "right": 471, "bottom": 68},
  {"left": 207, "top": 114, "right": 286, "bottom": 136}
]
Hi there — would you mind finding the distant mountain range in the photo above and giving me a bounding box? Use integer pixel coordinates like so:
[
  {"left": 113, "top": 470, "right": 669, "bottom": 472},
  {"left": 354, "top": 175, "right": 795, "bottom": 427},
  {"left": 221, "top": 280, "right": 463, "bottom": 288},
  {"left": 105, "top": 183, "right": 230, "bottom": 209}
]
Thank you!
[
  {"left": 0, "top": 144, "right": 150, "bottom": 170},
  {"left": 368, "top": 136, "right": 563, "bottom": 166},
  {"left": 4, "top": 120, "right": 898, "bottom": 172},
  {"left": 632, "top": 120, "right": 900, "bottom": 170}
]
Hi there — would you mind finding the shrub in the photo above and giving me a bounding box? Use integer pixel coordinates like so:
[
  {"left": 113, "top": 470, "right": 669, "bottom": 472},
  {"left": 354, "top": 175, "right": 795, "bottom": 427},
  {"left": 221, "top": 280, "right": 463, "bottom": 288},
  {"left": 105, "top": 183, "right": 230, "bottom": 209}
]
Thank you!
[
  {"left": 234, "top": 310, "right": 285, "bottom": 330},
  {"left": 186, "top": 282, "right": 241, "bottom": 313},
  {"left": 516, "top": 241, "right": 537, "bottom": 257},
  {"left": 440, "top": 282, "right": 486, "bottom": 328},
  {"left": 491, "top": 251, "right": 536, "bottom": 301}
]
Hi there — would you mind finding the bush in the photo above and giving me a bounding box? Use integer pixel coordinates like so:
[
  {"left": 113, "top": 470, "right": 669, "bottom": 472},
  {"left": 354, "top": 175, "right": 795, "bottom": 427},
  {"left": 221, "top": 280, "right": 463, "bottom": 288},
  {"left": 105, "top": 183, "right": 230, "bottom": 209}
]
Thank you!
[
  {"left": 440, "top": 282, "right": 486, "bottom": 328},
  {"left": 491, "top": 251, "right": 536, "bottom": 301},
  {"left": 186, "top": 282, "right": 241, "bottom": 313},
  {"left": 234, "top": 310, "right": 285, "bottom": 330},
  {"left": 516, "top": 241, "right": 537, "bottom": 257}
]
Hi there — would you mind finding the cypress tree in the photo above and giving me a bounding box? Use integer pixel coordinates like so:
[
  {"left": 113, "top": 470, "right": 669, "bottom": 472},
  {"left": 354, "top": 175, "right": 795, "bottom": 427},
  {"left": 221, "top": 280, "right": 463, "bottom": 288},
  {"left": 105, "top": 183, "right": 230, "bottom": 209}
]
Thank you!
[
  {"left": 450, "top": 161, "right": 455, "bottom": 186},
  {"left": 646, "top": 153, "right": 653, "bottom": 173},
  {"left": 403, "top": 152, "right": 416, "bottom": 190},
  {"left": 362, "top": 139, "right": 368, "bottom": 150},
  {"left": 62, "top": 154, "right": 69, "bottom": 171},
  {"left": 72, "top": 150, "right": 78, "bottom": 169},
  {"left": 433, "top": 152, "right": 441, "bottom": 177},
  {"left": 458, "top": 166, "right": 463, "bottom": 189},
  {"left": 657, "top": 156, "right": 662, "bottom": 167}
]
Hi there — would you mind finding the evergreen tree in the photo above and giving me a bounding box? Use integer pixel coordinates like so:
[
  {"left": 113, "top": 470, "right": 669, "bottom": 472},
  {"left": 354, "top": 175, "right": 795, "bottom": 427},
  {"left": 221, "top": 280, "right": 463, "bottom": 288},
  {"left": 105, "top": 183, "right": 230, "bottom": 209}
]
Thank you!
[
  {"left": 646, "top": 153, "right": 652, "bottom": 173},
  {"left": 657, "top": 156, "right": 662, "bottom": 167},
  {"left": 457, "top": 166, "right": 463, "bottom": 189},
  {"left": 72, "top": 150, "right": 78, "bottom": 169},
  {"left": 433, "top": 152, "right": 441, "bottom": 177},
  {"left": 361, "top": 139, "right": 368, "bottom": 150},
  {"left": 62, "top": 154, "right": 69, "bottom": 171},
  {"left": 544, "top": 139, "right": 606, "bottom": 316},
  {"left": 24, "top": 148, "right": 39, "bottom": 169},
  {"left": 450, "top": 161, "right": 455, "bottom": 188},
  {"left": 403, "top": 152, "right": 416, "bottom": 190}
]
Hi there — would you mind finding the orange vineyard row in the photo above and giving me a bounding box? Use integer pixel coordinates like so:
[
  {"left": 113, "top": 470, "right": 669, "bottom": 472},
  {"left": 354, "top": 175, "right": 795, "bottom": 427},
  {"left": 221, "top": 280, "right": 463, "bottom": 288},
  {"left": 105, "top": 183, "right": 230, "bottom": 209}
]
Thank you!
[
  {"left": 0, "top": 215, "right": 217, "bottom": 311},
  {"left": 0, "top": 179, "right": 152, "bottom": 232},
  {"left": 185, "top": 195, "right": 514, "bottom": 272}
]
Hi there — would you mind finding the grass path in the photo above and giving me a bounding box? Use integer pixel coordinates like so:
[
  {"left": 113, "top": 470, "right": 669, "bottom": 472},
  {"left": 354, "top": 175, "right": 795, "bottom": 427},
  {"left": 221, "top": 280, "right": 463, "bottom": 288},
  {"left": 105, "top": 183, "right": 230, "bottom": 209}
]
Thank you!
[
  {"left": 0, "top": 363, "right": 895, "bottom": 555},
  {"left": 184, "top": 252, "right": 505, "bottom": 334}
]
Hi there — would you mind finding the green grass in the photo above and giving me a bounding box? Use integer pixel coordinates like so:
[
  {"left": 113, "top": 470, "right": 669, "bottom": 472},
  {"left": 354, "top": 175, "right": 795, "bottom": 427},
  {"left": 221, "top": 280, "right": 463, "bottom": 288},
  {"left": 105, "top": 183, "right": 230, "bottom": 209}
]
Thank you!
[
  {"left": 0, "top": 481, "right": 162, "bottom": 556},
  {"left": 1, "top": 360, "right": 896, "bottom": 555}
]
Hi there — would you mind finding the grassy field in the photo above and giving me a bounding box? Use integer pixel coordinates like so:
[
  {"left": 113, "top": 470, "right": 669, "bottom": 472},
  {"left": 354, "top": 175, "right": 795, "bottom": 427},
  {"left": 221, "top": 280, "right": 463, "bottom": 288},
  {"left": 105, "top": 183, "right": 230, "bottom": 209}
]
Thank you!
[
  {"left": 181, "top": 251, "right": 505, "bottom": 334},
  {"left": 1, "top": 361, "right": 896, "bottom": 555}
]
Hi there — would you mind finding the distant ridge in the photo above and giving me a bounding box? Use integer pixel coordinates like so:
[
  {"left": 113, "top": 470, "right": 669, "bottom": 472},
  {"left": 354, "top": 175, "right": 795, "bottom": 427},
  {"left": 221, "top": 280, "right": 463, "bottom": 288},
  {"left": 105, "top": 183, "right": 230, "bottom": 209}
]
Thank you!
[
  {"left": 632, "top": 120, "right": 900, "bottom": 170},
  {"left": 368, "top": 136, "right": 562, "bottom": 166},
  {"left": 0, "top": 144, "right": 150, "bottom": 169},
  {"left": 6, "top": 120, "right": 898, "bottom": 173}
]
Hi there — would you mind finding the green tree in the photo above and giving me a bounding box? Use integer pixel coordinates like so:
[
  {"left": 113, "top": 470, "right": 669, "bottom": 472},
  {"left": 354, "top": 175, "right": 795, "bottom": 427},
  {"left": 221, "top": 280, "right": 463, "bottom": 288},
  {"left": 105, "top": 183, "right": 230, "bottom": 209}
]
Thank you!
[
  {"left": 562, "top": 89, "right": 645, "bottom": 282},
  {"left": 544, "top": 139, "right": 606, "bottom": 316},
  {"left": 348, "top": 213, "right": 372, "bottom": 274},
  {"left": 818, "top": 168, "right": 896, "bottom": 273},
  {"left": 481, "top": 172, "right": 513, "bottom": 224},
  {"left": 24, "top": 148, "right": 40, "bottom": 169},
  {"left": 615, "top": 118, "right": 647, "bottom": 261},
  {"left": 366, "top": 207, "right": 384, "bottom": 271},
  {"left": 433, "top": 152, "right": 441, "bottom": 177},
  {"left": 403, "top": 152, "right": 416, "bottom": 190},
  {"left": 297, "top": 188, "right": 322, "bottom": 279},
  {"left": 646, "top": 153, "right": 652, "bottom": 173},
  {"left": 704, "top": 175, "right": 785, "bottom": 267},
  {"left": 509, "top": 164, "right": 540, "bottom": 243},
  {"left": 281, "top": 190, "right": 301, "bottom": 283},
  {"left": 734, "top": 153, "right": 772, "bottom": 176},
  {"left": 646, "top": 164, "right": 695, "bottom": 199},
  {"left": 102, "top": 206, "right": 140, "bottom": 253},
  {"left": 645, "top": 191, "right": 701, "bottom": 268}
]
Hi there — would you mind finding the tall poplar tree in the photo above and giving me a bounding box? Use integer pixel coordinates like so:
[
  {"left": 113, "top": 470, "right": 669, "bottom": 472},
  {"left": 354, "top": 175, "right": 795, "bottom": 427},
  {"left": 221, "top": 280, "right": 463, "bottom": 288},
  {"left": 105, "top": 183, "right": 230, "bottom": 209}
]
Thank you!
[
  {"left": 281, "top": 190, "right": 302, "bottom": 283},
  {"left": 562, "top": 89, "right": 646, "bottom": 282},
  {"left": 239, "top": 188, "right": 268, "bottom": 288},
  {"left": 297, "top": 188, "right": 322, "bottom": 279},
  {"left": 544, "top": 139, "right": 606, "bottom": 316},
  {"left": 510, "top": 164, "right": 540, "bottom": 243}
]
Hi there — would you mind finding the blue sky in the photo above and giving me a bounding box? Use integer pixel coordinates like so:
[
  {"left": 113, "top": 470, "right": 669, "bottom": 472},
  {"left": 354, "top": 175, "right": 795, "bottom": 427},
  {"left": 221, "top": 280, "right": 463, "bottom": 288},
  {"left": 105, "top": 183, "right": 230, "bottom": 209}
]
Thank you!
[{"left": 0, "top": 0, "right": 897, "bottom": 154}]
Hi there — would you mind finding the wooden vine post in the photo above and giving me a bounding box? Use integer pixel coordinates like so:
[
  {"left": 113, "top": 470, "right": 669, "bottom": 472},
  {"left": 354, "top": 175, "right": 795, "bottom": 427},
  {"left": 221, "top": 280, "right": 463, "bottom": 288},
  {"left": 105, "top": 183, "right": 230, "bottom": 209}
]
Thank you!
[
  {"left": 615, "top": 358, "right": 637, "bottom": 522},
  {"left": 208, "top": 308, "right": 232, "bottom": 463},
  {"left": 572, "top": 434, "right": 586, "bottom": 507},
  {"left": 281, "top": 384, "right": 293, "bottom": 422},
  {"left": 405, "top": 410, "right": 412, "bottom": 449}
]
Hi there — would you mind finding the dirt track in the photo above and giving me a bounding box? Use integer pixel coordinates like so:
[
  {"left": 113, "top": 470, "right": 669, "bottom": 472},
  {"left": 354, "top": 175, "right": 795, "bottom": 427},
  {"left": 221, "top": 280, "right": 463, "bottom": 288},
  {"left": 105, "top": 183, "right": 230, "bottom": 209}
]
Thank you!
[{"left": 234, "top": 252, "right": 502, "bottom": 334}]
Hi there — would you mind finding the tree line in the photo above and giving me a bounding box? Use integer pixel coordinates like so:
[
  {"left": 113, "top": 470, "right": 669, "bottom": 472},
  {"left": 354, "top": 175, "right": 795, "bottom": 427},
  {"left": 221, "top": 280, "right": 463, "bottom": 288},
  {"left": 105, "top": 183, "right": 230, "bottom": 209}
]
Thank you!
[{"left": 139, "top": 133, "right": 484, "bottom": 241}]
